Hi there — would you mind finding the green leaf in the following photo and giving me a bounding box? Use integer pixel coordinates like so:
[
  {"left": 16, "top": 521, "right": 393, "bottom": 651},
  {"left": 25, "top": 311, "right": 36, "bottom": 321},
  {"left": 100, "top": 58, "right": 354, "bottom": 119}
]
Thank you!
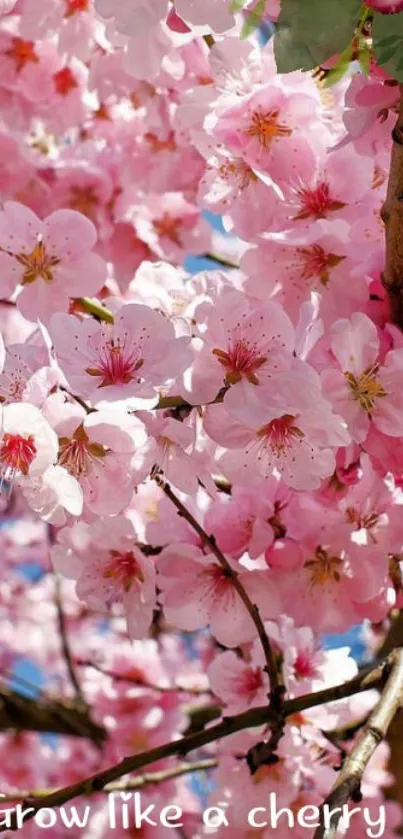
[
  {"left": 377, "top": 44, "right": 401, "bottom": 64},
  {"left": 240, "top": 0, "right": 265, "bottom": 38},
  {"left": 322, "top": 43, "right": 353, "bottom": 86},
  {"left": 373, "top": 10, "right": 403, "bottom": 81},
  {"left": 375, "top": 35, "right": 401, "bottom": 47},
  {"left": 274, "top": 0, "right": 362, "bottom": 74}
]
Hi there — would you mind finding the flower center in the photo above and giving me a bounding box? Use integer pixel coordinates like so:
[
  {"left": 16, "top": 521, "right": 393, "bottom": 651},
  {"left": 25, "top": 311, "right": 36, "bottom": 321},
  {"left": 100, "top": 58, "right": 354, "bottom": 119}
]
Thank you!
[
  {"left": 294, "top": 651, "right": 316, "bottom": 680},
  {"left": 103, "top": 550, "right": 144, "bottom": 593},
  {"left": 53, "top": 67, "right": 78, "bottom": 97},
  {"left": 145, "top": 131, "right": 177, "bottom": 153},
  {"left": 16, "top": 240, "right": 60, "bottom": 285},
  {"left": 245, "top": 108, "right": 292, "bottom": 149},
  {"left": 69, "top": 186, "right": 99, "bottom": 217},
  {"left": 64, "top": 0, "right": 88, "bottom": 16},
  {"left": 293, "top": 181, "right": 345, "bottom": 220},
  {"left": 297, "top": 245, "right": 344, "bottom": 286},
  {"left": 212, "top": 340, "right": 267, "bottom": 385},
  {"left": 218, "top": 159, "right": 257, "bottom": 192},
  {"left": 0, "top": 433, "right": 36, "bottom": 482},
  {"left": 345, "top": 506, "right": 381, "bottom": 531},
  {"left": 240, "top": 666, "right": 264, "bottom": 696},
  {"left": 304, "top": 546, "right": 343, "bottom": 587},
  {"left": 85, "top": 337, "right": 144, "bottom": 388},
  {"left": 257, "top": 414, "right": 304, "bottom": 456},
  {"left": 5, "top": 38, "right": 39, "bottom": 73},
  {"left": 344, "top": 366, "right": 387, "bottom": 414},
  {"left": 153, "top": 213, "right": 182, "bottom": 247},
  {"left": 58, "top": 426, "right": 106, "bottom": 478}
]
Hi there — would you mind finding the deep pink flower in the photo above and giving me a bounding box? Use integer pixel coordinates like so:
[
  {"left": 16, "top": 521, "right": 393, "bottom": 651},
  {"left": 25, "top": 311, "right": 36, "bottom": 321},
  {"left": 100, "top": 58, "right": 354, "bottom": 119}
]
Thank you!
[{"left": 365, "top": 0, "right": 403, "bottom": 11}]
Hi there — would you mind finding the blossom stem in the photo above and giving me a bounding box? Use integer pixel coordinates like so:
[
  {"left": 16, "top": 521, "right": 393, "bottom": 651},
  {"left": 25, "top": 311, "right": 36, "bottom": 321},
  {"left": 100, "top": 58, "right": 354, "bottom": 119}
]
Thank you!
[
  {"left": 153, "top": 476, "right": 282, "bottom": 698},
  {"left": 0, "top": 653, "right": 395, "bottom": 831},
  {"left": 74, "top": 297, "right": 114, "bottom": 324}
]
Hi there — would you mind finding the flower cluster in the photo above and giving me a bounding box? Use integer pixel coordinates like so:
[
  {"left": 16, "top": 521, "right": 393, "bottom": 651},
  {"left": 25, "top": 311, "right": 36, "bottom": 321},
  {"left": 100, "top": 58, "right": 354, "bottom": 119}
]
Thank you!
[{"left": 0, "top": 1, "right": 402, "bottom": 837}]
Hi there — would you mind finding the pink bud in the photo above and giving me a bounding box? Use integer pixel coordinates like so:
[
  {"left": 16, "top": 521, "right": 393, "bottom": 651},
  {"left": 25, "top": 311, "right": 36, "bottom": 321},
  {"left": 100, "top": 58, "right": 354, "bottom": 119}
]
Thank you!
[
  {"left": 365, "top": 0, "right": 403, "bottom": 13},
  {"left": 265, "top": 538, "right": 304, "bottom": 571}
]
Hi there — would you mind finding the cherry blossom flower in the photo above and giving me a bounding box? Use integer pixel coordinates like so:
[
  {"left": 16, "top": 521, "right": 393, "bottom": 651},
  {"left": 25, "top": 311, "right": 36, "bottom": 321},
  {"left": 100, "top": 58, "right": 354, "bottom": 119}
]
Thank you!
[
  {"left": 123, "top": 193, "right": 212, "bottom": 264},
  {"left": 51, "top": 516, "right": 156, "bottom": 639},
  {"left": 322, "top": 313, "right": 403, "bottom": 443},
  {"left": 207, "top": 650, "right": 268, "bottom": 714},
  {"left": 22, "top": 463, "right": 84, "bottom": 525},
  {"left": 50, "top": 304, "right": 192, "bottom": 409},
  {"left": 274, "top": 524, "right": 391, "bottom": 633},
  {"left": 0, "top": 202, "right": 107, "bottom": 322},
  {"left": 135, "top": 411, "right": 216, "bottom": 496},
  {"left": 157, "top": 543, "right": 281, "bottom": 646},
  {"left": 183, "top": 286, "right": 295, "bottom": 407},
  {"left": 204, "top": 363, "right": 350, "bottom": 490},
  {"left": 44, "top": 396, "right": 145, "bottom": 516},
  {"left": 213, "top": 83, "right": 323, "bottom": 182},
  {"left": 0, "top": 402, "right": 58, "bottom": 489}
]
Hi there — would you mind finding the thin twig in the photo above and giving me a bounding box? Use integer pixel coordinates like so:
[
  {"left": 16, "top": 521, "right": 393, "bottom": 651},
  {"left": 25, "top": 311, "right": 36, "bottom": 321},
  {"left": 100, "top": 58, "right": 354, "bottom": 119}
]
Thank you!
[
  {"left": 0, "top": 759, "right": 217, "bottom": 803},
  {"left": 0, "top": 653, "right": 393, "bottom": 831},
  {"left": 55, "top": 576, "right": 86, "bottom": 708},
  {"left": 153, "top": 476, "right": 281, "bottom": 699},
  {"left": 74, "top": 297, "right": 114, "bottom": 323},
  {"left": 314, "top": 649, "right": 403, "bottom": 839},
  {"left": 203, "top": 251, "right": 240, "bottom": 269}
]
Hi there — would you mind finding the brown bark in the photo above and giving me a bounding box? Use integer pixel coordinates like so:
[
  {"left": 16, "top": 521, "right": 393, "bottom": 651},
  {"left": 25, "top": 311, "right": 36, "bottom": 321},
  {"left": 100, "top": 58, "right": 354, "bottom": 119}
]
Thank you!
[
  {"left": 0, "top": 683, "right": 106, "bottom": 744},
  {"left": 376, "top": 614, "right": 403, "bottom": 821},
  {"left": 379, "top": 83, "right": 403, "bottom": 820},
  {"left": 381, "top": 85, "right": 403, "bottom": 326}
]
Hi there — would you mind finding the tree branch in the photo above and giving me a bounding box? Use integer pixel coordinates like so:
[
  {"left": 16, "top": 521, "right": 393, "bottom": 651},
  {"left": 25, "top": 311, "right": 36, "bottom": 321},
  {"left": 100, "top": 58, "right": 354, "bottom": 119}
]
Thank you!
[
  {"left": 0, "top": 653, "right": 394, "bottom": 831},
  {"left": 0, "top": 759, "right": 217, "bottom": 803},
  {"left": 0, "top": 653, "right": 393, "bottom": 831},
  {"left": 381, "top": 84, "right": 403, "bottom": 327},
  {"left": 0, "top": 684, "right": 106, "bottom": 744},
  {"left": 55, "top": 576, "right": 86, "bottom": 708},
  {"left": 153, "top": 475, "right": 282, "bottom": 700},
  {"left": 313, "top": 649, "right": 403, "bottom": 839}
]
